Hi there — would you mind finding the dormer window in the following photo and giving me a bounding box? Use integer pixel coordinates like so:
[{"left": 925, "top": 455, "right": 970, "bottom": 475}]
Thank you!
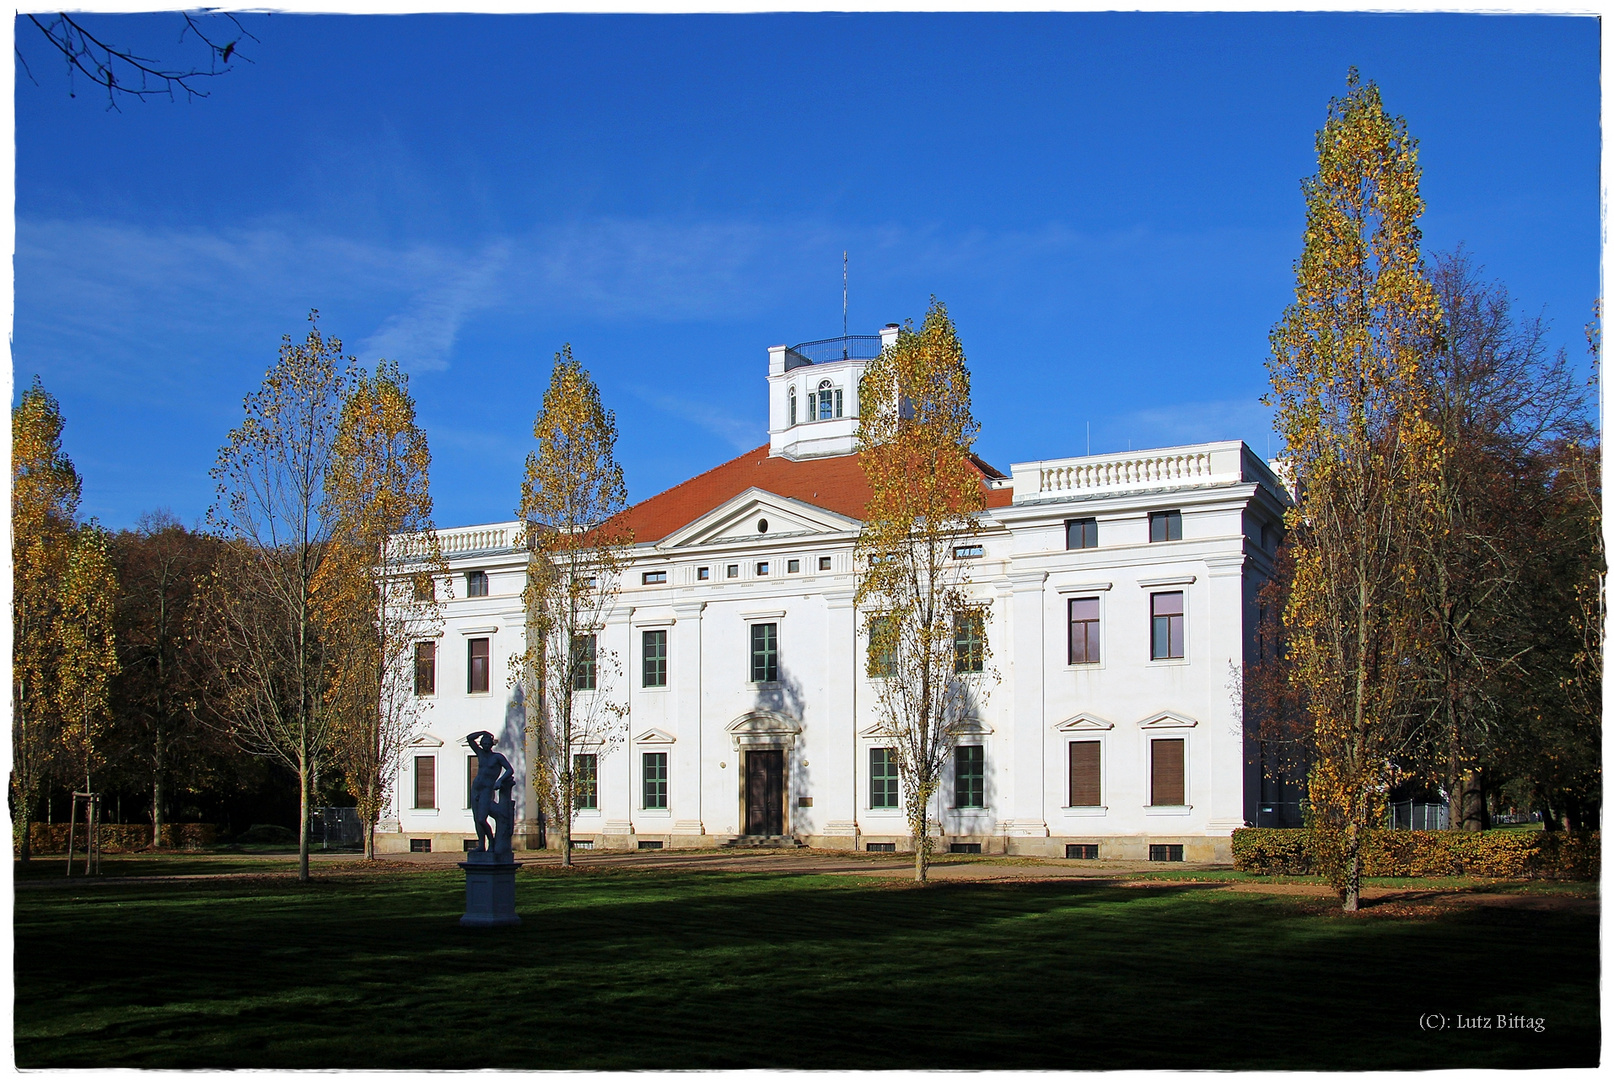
[{"left": 788, "top": 386, "right": 797, "bottom": 426}]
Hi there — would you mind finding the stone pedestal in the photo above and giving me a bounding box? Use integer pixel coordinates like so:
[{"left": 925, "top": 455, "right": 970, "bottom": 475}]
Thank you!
[{"left": 459, "top": 854, "right": 520, "bottom": 927}]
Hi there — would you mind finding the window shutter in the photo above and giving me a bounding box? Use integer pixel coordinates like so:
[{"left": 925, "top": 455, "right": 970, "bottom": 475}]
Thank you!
[
  {"left": 1069, "top": 741, "right": 1101, "bottom": 806},
  {"left": 1151, "top": 739, "right": 1185, "bottom": 806},
  {"left": 415, "top": 755, "right": 436, "bottom": 810}
]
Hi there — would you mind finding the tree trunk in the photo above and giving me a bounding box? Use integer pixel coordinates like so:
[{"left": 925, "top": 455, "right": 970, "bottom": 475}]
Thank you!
[
  {"left": 1459, "top": 768, "right": 1485, "bottom": 832},
  {"left": 1341, "top": 813, "right": 1363, "bottom": 913},
  {"left": 17, "top": 790, "right": 34, "bottom": 864},
  {"left": 364, "top": 819, "right": 375, "bottom": 860},
  {"left": 152, "top": 728, "right": 166, "bottom": 849},
  {"left": 559, "top": 771, "right": 573, "bottom": 868},
  {"left": 297, "top": 757, "right": 311, "bottom": 883}
]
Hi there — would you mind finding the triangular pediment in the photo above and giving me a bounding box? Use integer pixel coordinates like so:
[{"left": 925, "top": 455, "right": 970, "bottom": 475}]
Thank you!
[
  {"left": 1056, "top": 713, "right": 1114, "bottom": 732},
  {"left": 408, "top": 734, "right": 444, "bottom": 748},
  {"left": 659, "top": 488, "right": 861, "bottom": 550},
  {"left": 634, "top": 727, "right": 676, "bottom": 745},
  {"left": 1139, "top": 712, "right": 1197, "bottom": 729}
]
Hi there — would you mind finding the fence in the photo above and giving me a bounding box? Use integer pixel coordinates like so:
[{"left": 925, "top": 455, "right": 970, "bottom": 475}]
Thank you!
[
  {"left": 309, "top": 807, "right": 364, "bottom": 850},
  {"left": 1388, "top": 800, "right": 1450, "bottom": 831}
]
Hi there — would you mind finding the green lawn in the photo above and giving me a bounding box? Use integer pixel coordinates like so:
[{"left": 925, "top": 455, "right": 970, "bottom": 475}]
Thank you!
[{"left": 13, "top": 859, "right": 1599, "bottom": 1069}]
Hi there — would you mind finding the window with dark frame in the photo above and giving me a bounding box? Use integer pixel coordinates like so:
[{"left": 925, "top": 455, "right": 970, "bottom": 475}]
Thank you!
[
  {"left": 1150, "top": 738, "right": 1186, "bottom": 806},
  {"left": 1068, "top": 597, "right": 1100, "bottom": 664},
  {"left": 698, "top": 566, "right": 711, "bottom": 580},
  {"left": 1151, "top": 592, "right": 1185, "bottom": 660},
  {"left": 466, "top": 569, "right": 489, "bottom": 597},
  {"left": 1068, "top": 741, "right": 1101, "bottom": 806},
  {"left": 1148, "top": 510, "right": 1183, "bottom": 542},
  {"left": 574, "top": 753, "right": 598, "bottom": 810},
  {"left": 467, "top": 638, "right": 490, "bottom": 694},
  {"left": 466, "top": 755, "right": 478, "bottom": 808},
  {"left": 870, "top": 747, "right": 899, "bottom": 809},
  {"left": 867, "top": 614, "right": 896, "bottom": 678},
  {"left": 788, "top": 386, "right": 797, "bottom": 426},
  {"left": 642, "top": 752, "right": 668, "bottom": 809},
  {"left": 642, "top": 629, "right": 667, "bottom": 688},
  {"left": 954, "top": 610, "right": 985, "bottom": 674},
  {"left": 787, "top": 558, "right": 800, "bottom": 573},
  {"left": 413, "top": 755, "right": 435, "bottom": 809},
  {"left": 414, "top": 640, "right": 436, "bottom": 695},
  {"left": 1065, "top": 517, "right": 1098, "bottom": 550},
  {"left": 756, "top": 561, "right": 769, "bottom": 576},
  {"left": 750, "top": 622, "right": 778, "bottom": 683},
  {"left": 726, "top": 564, "right": 739, "bottom": 579},
  {"left": 1066, "top": 843, "right": 1099, "bottom": 860},
  {"left": 1149, "top": 844, "right": 1185, "bottom": 862},
  {"left": 571, "top": 634, "right": 597, "bottom": 690},
  {"left": 954, "top": 745, "right": 984, "bottom": 808},
  {"left": 642, "top": 570, "right": 667, "bottom": 585},
  {"left": 818, "top": 556, "right": 832, "bottom": 571},
  {"left": 953, "top": 544, "right": 983, "bottom": 559}
]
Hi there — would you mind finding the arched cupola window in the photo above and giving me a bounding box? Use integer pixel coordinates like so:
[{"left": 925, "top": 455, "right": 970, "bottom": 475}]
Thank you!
[
  {"left": 788, "top": 386, "right": 797, "bottom": 427},
  {"left": 816, "top": 379, "right": 843, "bottom": 421}
]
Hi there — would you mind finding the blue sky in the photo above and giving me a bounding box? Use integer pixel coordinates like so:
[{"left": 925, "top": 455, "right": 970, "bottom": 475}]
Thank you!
[{"left": 12, "top": 11, "right": 1601, "bottom": 531}]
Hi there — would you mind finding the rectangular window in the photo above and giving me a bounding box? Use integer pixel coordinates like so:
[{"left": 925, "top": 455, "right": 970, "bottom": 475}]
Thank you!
[
  {"left": 726, "top": 564, "right": 739, "bottom": 579},
  {"left": 642, "top": 629, "right": 667, "bottom": 688},
  {"left": 866, "top": 842, "right": 896, "bottom": 853},
  {"left": 466, "top": 570, "right": 489, "bottom": 597},
  {"left": 409, "top": 838, "right": 431, "bottom": 853},
  {"left": 834, "top": 388, "right": 844, "bottom": 418},
  {"left": 950, "top": 842, "right": 982, "bottom": 855},
  {"left": 1066, "top": 843, "right": 1099, "bottom": 860},
  {"left": 954, "top": 610, "right": 985, "bottom": 674},
  {"left": 1151, "top": 738, "right": 1186, "bottom": 806},
  {"left": 954, "top": 745, "right": 984, "bottom": 809},
  {"left": 819, "top": 391, "right": 834, "bottom": 421},
  {"left": 756, "top": 561, "right": 769, "bottom": 576},
  {"left": 789, "top": 393, "right": 797, "bottom": 427},
  {"left": 806, "top": 391, "right": 817, "bottom": 419},
  {"left": 638, "top": 839, "right": 664, "bottom": 850},
  {"left": 571, "top": 634, "right": 597, "bottom": 691},
  {"left": 750, "top": 622, "right": 778, "bottom": 684},
  {"left": 413, "top": 755, "right": 435, "bottom": 810},
  {"left": 867, "top": 614, "right": 896, "bottom": 678},
  {"left": 1068, "top": 597, "right": 1100, "bottom": 664},
  {"left": 952, "top": 544, "right": 983, "bottom": 559},
  {"left": 1149, "top": 844, "right": 1185, "bottom": 862},
  {"left": 1066, "top": 517, "right": 1098, "bottom": 550},
  {"left": 467, "top": 638, "right": 490, "bottom": 694},
  {"left": 818, "top": 556, "right": 832, "bottom": 571},
  {"left": 697, "top": 566, "right": 710, "bottom": 580},
  {"left": 414, "top": 640, "right": 437, "bottom": 695},
  {"left": 574, "top": 753, "right": 598, "bottom": 810},
  {"left": 870, "top": 748, "right": 899, "bottom": 809},
  {"left": 642, "top": 570, "right": 666, "bottom": 585},
  {"left": 1149, "top": 510, "right": 1182, "bottom": 543},
  {"left": 787, "top": 558, "right": 800, "bottom": 574},
  {"left": 1151, "top": 592, "right": 1185, "bottom": 660},
  {"left": 642, "top": 752, "right": 668, "bottom": 809},
  {"left": 1068, "top": 741, "right": 1101, "bottom": 806}
]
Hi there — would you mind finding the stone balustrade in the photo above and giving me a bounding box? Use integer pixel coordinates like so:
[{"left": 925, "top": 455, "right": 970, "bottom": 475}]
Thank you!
[{"left": 1009, "top": 441, "right": 1254, "bottom": 504}]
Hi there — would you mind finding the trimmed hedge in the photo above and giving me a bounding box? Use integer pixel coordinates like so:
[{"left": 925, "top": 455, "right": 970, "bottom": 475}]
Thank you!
[
  {"left": 1232, "top": 827, "right": 1599, "bottom": 880},
  {"left": 20, "top": 822, "right": 220, "bottom": 855}
]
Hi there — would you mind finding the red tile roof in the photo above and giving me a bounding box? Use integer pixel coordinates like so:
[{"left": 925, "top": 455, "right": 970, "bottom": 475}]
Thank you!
[{"left": 610, "top": 446, "right": 1012, "bottom": 545}]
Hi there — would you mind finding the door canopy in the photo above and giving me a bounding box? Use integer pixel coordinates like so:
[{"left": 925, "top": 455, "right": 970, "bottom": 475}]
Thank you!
[{"left": 726, "top": 711, "right": 801, "bottom": 751}]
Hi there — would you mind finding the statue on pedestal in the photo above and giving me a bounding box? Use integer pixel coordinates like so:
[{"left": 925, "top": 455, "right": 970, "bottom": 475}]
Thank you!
[{"left": 466, "top": 730, "right": 516, "bottom": 861}]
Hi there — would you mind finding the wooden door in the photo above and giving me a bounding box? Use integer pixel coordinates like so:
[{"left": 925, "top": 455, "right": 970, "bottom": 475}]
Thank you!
[{"left": 745, "top": 749, "right": 784, "bottom": 835}]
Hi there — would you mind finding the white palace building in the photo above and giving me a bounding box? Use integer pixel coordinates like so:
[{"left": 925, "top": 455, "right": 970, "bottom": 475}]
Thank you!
[{"left": 379, "top": 326, "right": 1290, "bottom": 862}]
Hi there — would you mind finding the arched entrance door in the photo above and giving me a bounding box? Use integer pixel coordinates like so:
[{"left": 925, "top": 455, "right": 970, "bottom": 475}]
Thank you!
[{"left": 726, "top": 711, "right": 800, "bottom": 838}]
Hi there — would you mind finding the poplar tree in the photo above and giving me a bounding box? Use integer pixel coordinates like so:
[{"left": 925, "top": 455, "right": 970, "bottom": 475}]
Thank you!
[
  {"left": 58, "top": 524, "right": 120, "bottom": 817},
  {"left": 1266, "top": 72, "right": 1444, "bottom": 911},
  {"left": 515, "top": 347, "right": 632, "bottom": 866},
  {"left": 855, "top": 299, "right": 992, "bottom": 884},
  {"left": 317, "top": 360, "right": 446, "bottom": 859},
  {"left": 11, "top": 378, "right": 83, "bottom": 862},
  {"left": 207, "top": 312, "right": 352, "bottom": 883}
]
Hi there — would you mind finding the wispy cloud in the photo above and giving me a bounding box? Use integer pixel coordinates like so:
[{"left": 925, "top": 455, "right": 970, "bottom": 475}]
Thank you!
[
  {"left": 624, "top": 384, "right": 762, "bottom": 452},
  {"left": 357, "top": 242, "right": 511, "bottom": 372}
]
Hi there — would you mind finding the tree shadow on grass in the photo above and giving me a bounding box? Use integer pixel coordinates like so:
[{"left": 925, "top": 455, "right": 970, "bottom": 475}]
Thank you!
[{"left": 14, "top": 870, "right": 1600, "bottom": 1071}]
